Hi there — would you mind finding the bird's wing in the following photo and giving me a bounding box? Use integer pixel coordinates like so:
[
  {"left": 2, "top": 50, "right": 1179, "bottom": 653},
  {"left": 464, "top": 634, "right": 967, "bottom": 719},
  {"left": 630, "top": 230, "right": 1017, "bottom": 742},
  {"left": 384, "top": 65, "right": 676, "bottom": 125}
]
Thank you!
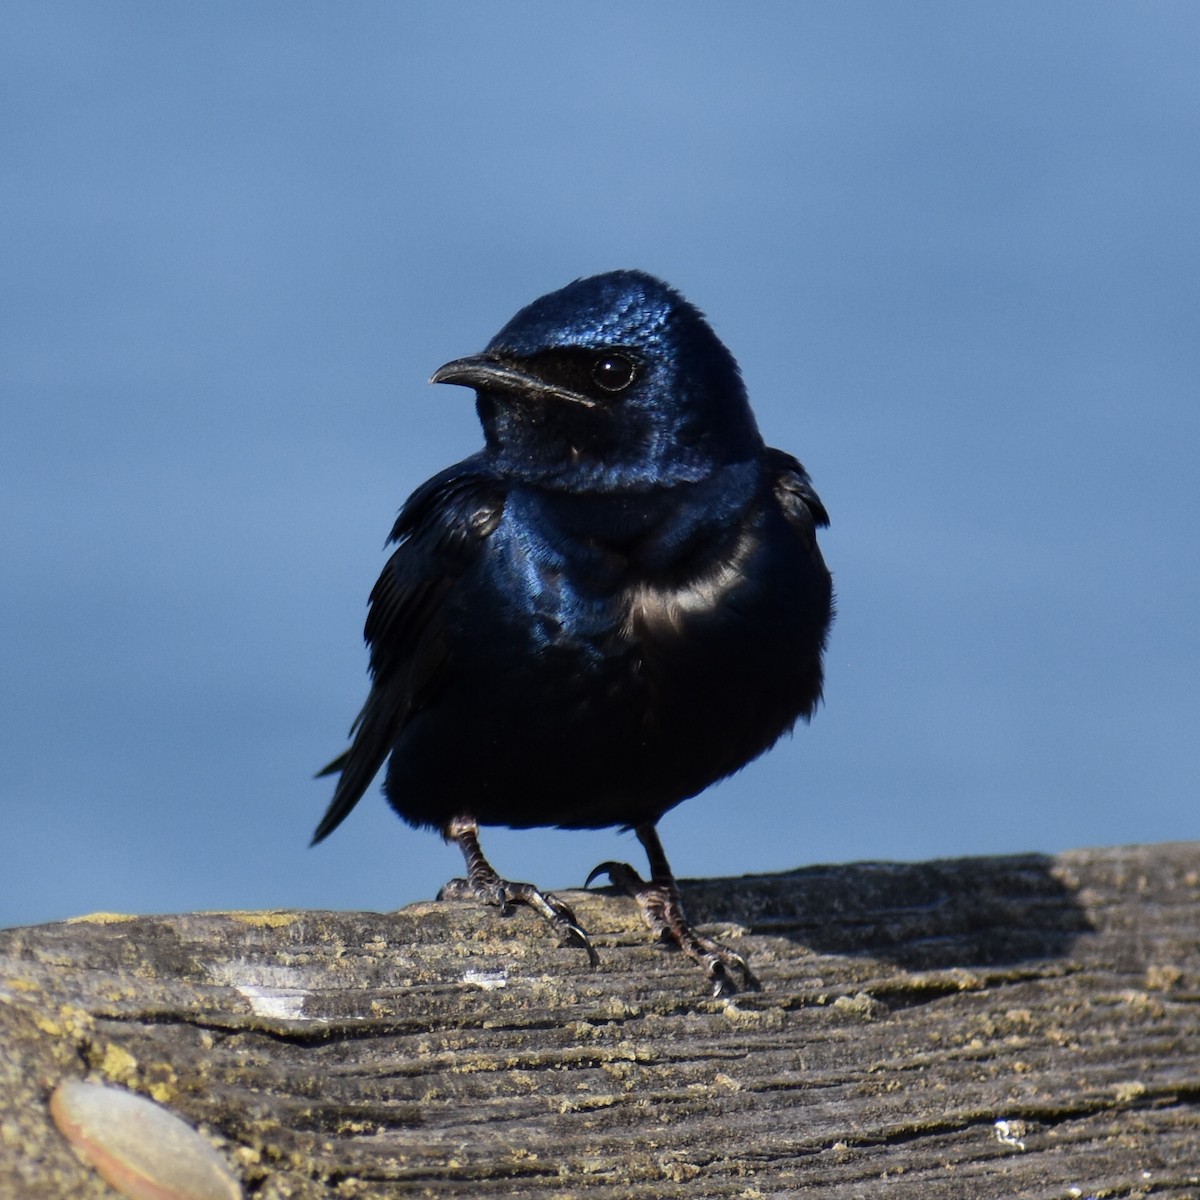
[
  {"left": 766, "top": 447, "right": 830, "bottom": 544},
  {"left": 311, "top": 459, "right": 505, "bottom": 844}
]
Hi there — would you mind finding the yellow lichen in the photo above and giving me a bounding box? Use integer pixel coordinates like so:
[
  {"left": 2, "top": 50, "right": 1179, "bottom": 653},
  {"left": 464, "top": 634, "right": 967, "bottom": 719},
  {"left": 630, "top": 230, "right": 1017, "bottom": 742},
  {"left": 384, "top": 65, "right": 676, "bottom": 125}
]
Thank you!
[
  {"left": 225, "top": 911, "right": 297, "bottom": 928},
  {"left": 99, "top": 1044, "right": 139, "bottom": 1086},
  {"left": 57, "top": 1004, "right": 96, "bottom": 1038},
  {"left": 2, "top": 977, "right": 41, "bottom": 993},
  {"left": 34, "top": 1013, "right": 63, "bottom": 1037}
]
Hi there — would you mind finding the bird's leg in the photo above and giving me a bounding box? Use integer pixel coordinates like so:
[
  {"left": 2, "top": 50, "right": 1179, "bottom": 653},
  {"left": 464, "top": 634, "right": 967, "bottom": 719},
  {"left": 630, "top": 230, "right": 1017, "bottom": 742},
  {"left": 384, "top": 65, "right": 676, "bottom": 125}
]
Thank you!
[
  {"left": 438, "top": 816, "right": 598, "bottom": 966},
  {"left": 586, "top": 822, "right": 760, "bottom": 996}
]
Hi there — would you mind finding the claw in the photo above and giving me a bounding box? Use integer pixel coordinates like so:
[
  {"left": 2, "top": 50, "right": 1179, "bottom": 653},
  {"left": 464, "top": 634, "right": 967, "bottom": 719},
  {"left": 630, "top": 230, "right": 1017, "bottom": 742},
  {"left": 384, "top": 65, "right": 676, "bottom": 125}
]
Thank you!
[
  {"left": 585, "top": 860, "right": 645, "bottom": 891},
  {"left": 586, "top": 824, "right": 761, "bottom": 995},
  {"left": 695, "top": 937, "right": 760, "bottom": 996},
  {"left": 442, "top": 817, "right": 599, "bottom": 968},
  {"left": 584, "top": 862, "right": 615, "bottom": 889},
  {"left": 504, "top": 879, "right": 599, "bottom": 967}
]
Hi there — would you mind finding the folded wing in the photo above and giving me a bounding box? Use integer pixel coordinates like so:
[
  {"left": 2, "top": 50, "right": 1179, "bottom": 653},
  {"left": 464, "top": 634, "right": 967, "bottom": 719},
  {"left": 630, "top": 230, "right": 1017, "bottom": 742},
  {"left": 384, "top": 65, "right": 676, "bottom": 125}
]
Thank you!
[{"left": 311, "top": 459, "right": 505, "bottom": 844}]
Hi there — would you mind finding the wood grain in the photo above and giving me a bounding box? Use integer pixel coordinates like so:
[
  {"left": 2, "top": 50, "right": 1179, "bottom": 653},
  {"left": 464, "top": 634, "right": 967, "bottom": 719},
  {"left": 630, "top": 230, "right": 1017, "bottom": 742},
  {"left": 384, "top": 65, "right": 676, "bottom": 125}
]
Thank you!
[{"left": 2, "top": 843, "right": 1198, "bottom": 1197}]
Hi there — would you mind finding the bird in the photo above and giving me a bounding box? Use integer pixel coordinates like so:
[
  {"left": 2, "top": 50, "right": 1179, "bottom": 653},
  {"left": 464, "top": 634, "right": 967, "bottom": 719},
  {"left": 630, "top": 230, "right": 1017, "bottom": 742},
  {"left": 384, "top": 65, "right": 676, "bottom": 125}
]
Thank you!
[{"left": 313, "top": 270, "right": 833, "bottom": 995}]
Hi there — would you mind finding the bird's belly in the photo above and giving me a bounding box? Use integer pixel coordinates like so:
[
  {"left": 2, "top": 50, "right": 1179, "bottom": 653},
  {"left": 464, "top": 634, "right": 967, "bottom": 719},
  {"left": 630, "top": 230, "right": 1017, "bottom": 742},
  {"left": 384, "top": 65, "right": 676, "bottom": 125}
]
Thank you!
[{"left": 385, "top": 562, "right": 823, "bottom": 833}]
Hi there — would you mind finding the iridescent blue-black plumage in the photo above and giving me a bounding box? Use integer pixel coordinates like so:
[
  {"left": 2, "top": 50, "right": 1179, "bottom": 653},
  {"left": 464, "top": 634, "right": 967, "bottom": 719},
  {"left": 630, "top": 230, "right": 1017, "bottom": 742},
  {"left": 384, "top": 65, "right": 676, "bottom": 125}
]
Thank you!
[{"left": 314, "top": 270, "right": 832, "bottom": 992}]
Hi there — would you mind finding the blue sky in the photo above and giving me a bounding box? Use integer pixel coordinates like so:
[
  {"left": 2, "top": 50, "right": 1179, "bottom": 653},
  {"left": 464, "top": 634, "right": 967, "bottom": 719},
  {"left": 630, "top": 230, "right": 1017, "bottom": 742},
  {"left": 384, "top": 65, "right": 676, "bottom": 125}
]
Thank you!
[{"left": 4, "top": 2, "right": 1197, "bottom": 929}]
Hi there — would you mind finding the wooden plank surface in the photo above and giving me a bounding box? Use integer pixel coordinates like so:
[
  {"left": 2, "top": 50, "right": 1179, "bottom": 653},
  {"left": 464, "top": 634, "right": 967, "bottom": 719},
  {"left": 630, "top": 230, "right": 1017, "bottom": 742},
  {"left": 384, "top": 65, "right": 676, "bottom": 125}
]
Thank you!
[{"left": 2, "top": 842, "right": 1198, "bottom": 1197}]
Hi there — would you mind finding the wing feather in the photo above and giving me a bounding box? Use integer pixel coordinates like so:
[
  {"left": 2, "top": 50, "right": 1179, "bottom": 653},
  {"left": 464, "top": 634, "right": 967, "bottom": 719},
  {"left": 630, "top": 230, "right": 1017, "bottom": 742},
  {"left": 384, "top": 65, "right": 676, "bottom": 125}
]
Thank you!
[
  {"left": 311, "top": 459, "right": 504, "bottom": 844},
  {"left": 766, "top": 446, "right": 829, "bottom": 545}
]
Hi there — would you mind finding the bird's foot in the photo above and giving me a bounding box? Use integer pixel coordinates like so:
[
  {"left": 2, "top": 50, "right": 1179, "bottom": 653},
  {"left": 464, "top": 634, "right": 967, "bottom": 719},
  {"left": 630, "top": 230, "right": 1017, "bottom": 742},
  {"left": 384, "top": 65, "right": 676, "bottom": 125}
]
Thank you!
[
  {"left": 586, "top": 860, "right": 760, "bottom": 997},
  {"left": 439, "top": 873, "right": 598, "bottom": 966},
  {"left": 440, "top": 818, "right": 598, "bottom": 966}
]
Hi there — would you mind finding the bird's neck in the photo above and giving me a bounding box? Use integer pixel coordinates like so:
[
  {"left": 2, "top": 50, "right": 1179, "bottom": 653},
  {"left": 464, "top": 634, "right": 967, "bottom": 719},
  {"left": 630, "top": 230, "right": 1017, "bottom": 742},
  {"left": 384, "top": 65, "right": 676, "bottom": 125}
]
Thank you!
[{"left": 513, "top": 458, "right": 762, "bottom": 559}]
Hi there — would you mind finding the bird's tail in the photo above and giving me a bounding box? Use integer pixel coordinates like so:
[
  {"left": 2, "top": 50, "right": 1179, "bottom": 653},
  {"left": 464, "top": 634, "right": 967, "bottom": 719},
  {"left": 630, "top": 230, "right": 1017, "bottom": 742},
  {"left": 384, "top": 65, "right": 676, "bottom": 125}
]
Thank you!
[
  {"left": 310, "top": 749, "right": 375, "bottom": 846},
  {"left": 315, "top": 751, "right": 349, "bottom": 780},
  {"left": 311, "top": 690, "right": 396, "bottom": 845}
]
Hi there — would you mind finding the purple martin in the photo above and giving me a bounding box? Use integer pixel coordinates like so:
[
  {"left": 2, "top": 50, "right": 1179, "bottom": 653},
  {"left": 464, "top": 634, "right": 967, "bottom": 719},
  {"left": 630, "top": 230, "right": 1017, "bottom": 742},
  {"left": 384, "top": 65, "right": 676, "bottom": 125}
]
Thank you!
[{"left": 315, "top": 271, "right": 833, "bottom": 994}]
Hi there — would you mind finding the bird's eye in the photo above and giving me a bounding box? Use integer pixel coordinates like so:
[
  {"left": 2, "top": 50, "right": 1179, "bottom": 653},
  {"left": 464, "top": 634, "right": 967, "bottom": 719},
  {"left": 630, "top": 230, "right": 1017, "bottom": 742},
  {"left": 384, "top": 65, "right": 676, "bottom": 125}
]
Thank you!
[{"left": 590, "top": 353, "right": 637, "bottom": 393}]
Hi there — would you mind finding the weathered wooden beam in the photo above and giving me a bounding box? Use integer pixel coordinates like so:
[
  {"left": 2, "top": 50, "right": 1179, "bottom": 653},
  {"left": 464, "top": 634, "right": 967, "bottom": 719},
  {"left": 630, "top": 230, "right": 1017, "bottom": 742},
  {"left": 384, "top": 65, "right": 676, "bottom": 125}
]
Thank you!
[{"left": 2, "top": 842, "right": 1198, "bottom": 1197}]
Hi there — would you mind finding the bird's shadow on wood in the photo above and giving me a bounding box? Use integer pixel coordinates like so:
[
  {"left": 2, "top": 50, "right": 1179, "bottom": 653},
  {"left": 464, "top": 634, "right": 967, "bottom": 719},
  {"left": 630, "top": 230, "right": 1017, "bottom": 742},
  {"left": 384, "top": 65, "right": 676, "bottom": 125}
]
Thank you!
[{"left": 678, "top": 853, "right": 1092, "bottom": 970}]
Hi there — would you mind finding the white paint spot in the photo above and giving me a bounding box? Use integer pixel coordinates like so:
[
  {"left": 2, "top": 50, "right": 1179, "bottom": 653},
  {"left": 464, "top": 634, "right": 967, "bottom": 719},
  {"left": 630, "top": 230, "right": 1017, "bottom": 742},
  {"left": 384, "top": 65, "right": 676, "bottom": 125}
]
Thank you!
[
  {"left": 463, "top": 969, "right": 507, "bottom": 990},
  {"left": 993, "top": 1118, "right": 1028, "bottom": 1151},
  {"left": 234, "top": 985, "right": 308, "bottom": 1021}
]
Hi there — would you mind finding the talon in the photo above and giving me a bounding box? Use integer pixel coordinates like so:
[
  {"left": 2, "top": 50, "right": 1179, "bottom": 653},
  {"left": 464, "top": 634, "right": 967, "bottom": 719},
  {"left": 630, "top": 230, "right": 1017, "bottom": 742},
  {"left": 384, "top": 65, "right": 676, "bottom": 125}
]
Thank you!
[
  {"left": 442, "top": 818, "right": 599, "bottom": 969},
  {"left": 585, "top": 860, "right": 645, "bottom": 891},
  {"left": 558, "top": 915, "right": 600, "bottom": 969},
  {"left": 507, "top": 881, "right": 600, "bottom": 968},
  {"left": 704, "top": 946, "right": 760, "bottom": 996},
  {"left": 709, "top": 961, "right": 733, "bottom": 998},
  {"left": 584, "top": 861, "right": 617, "bottom": 889},
  {"left": 591, "top": 823, "right": 762, "bottom": 995}
]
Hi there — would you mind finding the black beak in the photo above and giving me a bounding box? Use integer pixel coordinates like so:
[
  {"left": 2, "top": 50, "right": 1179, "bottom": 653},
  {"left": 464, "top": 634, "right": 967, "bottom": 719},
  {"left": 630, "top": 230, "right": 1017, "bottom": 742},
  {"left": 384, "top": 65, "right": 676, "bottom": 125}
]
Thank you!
[{"left": 430, "top": 354, "right": 596, "bottom": 409}]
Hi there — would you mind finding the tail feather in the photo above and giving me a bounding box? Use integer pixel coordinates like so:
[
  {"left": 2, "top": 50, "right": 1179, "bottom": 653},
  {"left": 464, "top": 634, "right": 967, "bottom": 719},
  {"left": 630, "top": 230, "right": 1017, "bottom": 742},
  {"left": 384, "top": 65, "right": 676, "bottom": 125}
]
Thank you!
[
  {"left": 314, "top": 751, "right": 349, "bottom": 780},
  {"left": 310, "top": 743, "right": 385, "bottom": 846}
]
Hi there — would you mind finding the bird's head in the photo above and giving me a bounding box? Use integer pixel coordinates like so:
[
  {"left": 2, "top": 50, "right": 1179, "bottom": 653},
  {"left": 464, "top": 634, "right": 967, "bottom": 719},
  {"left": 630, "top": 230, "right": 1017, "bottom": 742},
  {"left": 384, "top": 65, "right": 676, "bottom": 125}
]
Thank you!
[{"left": 430, "top": 271, "right": 763, "bottom": 491}]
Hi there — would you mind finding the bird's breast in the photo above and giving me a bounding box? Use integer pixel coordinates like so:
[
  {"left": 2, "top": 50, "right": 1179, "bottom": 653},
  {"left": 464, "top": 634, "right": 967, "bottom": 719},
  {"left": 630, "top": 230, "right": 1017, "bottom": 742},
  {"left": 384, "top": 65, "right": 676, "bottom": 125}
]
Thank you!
[
  {"left": 618, "top": 518, "right": 758, "bottom": 643},
  {"left": 492, "top": 486, "right": 765, "bottom": 658}
]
